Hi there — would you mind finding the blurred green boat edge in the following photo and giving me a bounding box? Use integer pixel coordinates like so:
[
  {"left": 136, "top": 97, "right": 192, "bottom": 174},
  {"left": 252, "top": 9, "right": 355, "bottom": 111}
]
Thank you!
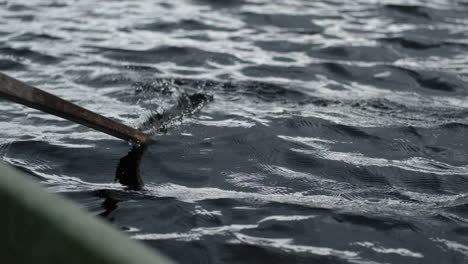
[{"left": 0, "top": 162, "right": 175, "bottom": 264}]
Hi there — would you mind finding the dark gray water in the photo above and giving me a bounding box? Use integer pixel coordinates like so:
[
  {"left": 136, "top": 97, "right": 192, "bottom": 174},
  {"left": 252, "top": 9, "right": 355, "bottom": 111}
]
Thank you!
[{"left": 2, "top": 0, "right": 468, "bottom": 263}]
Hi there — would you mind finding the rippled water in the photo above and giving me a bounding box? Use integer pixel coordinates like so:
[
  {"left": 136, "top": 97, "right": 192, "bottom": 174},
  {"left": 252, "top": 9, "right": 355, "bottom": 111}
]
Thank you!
[{"left": 2, "top": 0, "right": 468, "bottom": 263}]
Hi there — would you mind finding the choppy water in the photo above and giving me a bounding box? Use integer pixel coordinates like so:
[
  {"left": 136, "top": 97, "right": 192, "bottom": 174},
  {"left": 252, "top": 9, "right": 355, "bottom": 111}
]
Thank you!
[{"left": 2, "top": 0, "right": 468, "bottom": 263}]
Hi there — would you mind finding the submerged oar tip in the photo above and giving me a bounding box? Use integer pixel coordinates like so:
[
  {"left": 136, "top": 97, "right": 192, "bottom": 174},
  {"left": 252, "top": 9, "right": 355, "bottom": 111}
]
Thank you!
[{"left": 115, "top": 144, "right": 148, "bottom": 190}]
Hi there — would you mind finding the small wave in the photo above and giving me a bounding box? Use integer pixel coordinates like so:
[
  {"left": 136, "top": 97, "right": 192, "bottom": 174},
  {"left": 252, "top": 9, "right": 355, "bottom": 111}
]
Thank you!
[
  {"left": 431, "top": 238, "right": 468, "bottom": 256},
  {"left": 0, "top": 58, "right": 24, "bottom": 70},
  {"left": 95, "top": 45, "right": 243, "bottom": 66},
  {"left": 0, "top": 45, "right": 60, "bottom": 64},
  {"left": 281, "top": 135, "right": 468, "bottom": 176},
  {"left": 352, "top": 241, "right": 423, "bottom": 258}
]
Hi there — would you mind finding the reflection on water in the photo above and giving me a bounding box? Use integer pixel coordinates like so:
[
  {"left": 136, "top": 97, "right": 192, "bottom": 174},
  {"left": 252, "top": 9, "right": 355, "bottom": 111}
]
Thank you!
[{"left": 1, "top": 0, "right": 468, "bottom": 263}]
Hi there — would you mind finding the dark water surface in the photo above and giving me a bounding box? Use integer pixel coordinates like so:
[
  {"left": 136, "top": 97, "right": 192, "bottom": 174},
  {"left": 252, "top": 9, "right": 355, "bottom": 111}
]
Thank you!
[{"left": 2, "top": 0, "right": 468, "bottom": 263}]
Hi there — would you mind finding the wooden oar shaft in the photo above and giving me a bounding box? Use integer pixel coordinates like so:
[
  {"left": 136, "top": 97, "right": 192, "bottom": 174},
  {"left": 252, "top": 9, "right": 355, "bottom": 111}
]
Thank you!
[{"left": 0, "top": 72, "right": 150, "bottom": 143}]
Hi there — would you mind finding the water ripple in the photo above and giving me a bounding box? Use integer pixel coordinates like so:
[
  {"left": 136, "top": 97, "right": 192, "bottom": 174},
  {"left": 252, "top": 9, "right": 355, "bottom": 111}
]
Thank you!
[{"left": 1, "top": 0, "right": 468, "bottom": 263}]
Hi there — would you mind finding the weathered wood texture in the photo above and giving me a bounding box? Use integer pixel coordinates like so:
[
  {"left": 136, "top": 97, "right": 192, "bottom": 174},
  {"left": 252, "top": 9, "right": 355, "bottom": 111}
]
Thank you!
[{"left": 0, "top": 72, "right": 150, "bottom": 143}]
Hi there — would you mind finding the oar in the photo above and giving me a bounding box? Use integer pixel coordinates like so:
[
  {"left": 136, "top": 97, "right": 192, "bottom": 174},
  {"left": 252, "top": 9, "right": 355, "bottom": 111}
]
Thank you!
[{"left": 0, "top": 72, "right": 151, "bottom": 144}]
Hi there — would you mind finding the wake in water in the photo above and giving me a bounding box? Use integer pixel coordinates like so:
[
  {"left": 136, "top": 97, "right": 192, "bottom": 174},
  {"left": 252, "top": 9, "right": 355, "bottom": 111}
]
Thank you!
[{"left": 116, "top": 90, "right": 213, "bottom": 189}]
